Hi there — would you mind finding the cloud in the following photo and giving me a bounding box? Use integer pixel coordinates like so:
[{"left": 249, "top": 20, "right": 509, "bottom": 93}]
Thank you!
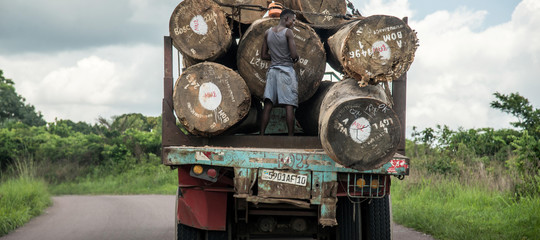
[
  {"left": 0, "top": 0, "right": 178, "bottom": 54},
  {"left": 0, "top": 44, "right": 163, "bottom": 123},
  {"left": 356, "top": 0, "right": 414, "bottom": 19}
]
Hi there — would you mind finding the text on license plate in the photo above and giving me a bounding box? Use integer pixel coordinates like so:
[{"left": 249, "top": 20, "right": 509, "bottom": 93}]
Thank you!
[{"left": 261, "top": 170, "right": 308, "bottom": 186}]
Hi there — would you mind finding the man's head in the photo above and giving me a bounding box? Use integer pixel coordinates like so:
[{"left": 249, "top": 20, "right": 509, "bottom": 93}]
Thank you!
[{"left": 280, "top": 9, "right": 296, "bottom": 28}]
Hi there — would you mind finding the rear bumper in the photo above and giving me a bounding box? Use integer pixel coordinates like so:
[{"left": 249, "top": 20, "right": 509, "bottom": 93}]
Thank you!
[{"left": 163, "top": 146, "right": 410, "bottom": 175}]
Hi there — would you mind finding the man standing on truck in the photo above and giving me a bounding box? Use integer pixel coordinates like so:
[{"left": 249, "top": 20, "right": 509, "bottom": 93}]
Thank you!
[{"left": 259, "top": 9, "right": 299, "bottom": 136}]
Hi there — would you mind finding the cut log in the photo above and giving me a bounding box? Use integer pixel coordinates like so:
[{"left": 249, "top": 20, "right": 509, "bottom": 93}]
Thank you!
[
  {"left": 295, "top": 80, "right": 335, "bottom": 135},
  {"left": 327, "top": 15, "right": 418, "bottom": 86},
  {"left": 237, "top": 17, "right": 326, "bottom": 103},
  {"left": 221, "top": 99, "right": 262, "bottom": 135},
  {"left": 293, "top": 0, "right": 347, "bottom": 29},
  {"left": 216, "top": 0, "right": 269, "bottom": 24},
  {"left": 319, "top": 78, "right": 401, "bottom": 171},
  {"left": 169, "top": 0, "right": 232, "bottom": 61},
  {"left": 182, "top": 40, "right": 239, "bottom": 70},
  {"left": 173, "top": 62, "right": 251, "bottom": 136}
]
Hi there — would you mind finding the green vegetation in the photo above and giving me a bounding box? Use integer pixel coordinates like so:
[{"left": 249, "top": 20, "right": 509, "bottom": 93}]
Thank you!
[
  {"left": 0, "top": 70, "right": 46, "bottom": 127},
  {"left": 50, "top": 156, "right": 177, "bottom": 195},
  {"left": 392, "top": 177, "right": 539, "bottom": 239},
  {"left": 0, "top": 158, "right": 51, "bottom": 236},
  {"left": 391, "top": 92, "right": 540, "bottom": 239}
]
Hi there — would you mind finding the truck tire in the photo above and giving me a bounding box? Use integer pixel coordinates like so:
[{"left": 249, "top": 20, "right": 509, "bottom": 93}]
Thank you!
[
  {"left": 361, "top": 195, "right": 391, "bottom": 240},
  {"left": 336, "top": 197, "right": 362, "bottom": 240},
  {"left": 206, "top": 230, "right": 227, "bottom": 240},
  {"left": 177, "top": 223, "right": 201, "bottom": 240}
]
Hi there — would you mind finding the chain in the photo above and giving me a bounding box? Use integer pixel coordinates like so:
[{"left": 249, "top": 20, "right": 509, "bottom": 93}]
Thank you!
[{"left": 211, "top": 0, "right": 362, "bottom": 20}]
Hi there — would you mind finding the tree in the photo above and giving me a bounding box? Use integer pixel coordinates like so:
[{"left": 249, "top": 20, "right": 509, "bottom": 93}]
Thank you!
[
  {"left": 491, "top": 92, "right": 540, "bottom": 136},
  {"left": 0, "top": 69, "right": 46, "bottom": 126},
  {"left": 491, "top": 92, "right": 540, "bottom": 197}
]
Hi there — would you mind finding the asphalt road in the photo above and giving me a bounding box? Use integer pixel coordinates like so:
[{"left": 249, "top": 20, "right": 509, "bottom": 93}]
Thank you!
[{"left": 1, "top": 195, "right": 433, "bottom": 240}]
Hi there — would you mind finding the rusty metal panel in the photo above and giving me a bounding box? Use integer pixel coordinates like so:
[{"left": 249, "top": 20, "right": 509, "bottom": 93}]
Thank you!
[
  {"left": 257, "top": 169, "right": 312, "bottom": 199},
  {"left": 319, "top": 197, "right": 338, "bottom": 226},
  {"left": 234, "top": 168, "right": 257, "bottom": 198},
  {"left": 163, "top": 146, "right": 410, "bottom": 175},
  {"left": 310, "top": 172, "right": 324, "bottom": 205}
]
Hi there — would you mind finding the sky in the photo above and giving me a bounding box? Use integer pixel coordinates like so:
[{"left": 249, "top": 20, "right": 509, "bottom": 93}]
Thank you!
[{"left": 0, "top": 0, "right": 538, "bottom": 133}]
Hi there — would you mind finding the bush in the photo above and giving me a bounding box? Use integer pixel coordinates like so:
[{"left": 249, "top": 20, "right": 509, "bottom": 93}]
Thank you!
[{"left": 508, "top": 130, "right": 540, "bottom": 197}]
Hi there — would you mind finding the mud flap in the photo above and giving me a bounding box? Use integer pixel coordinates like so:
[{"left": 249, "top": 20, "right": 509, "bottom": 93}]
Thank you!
[{"left": 318, "top": 172, "right": 338, "bottom": 227}]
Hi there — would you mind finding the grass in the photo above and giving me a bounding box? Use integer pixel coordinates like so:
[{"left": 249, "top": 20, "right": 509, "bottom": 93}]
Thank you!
[
  {"left": 0, "top": 177, "right": 51, "bottom": 237},
  {"left": 391, "top": 170, "right": 540, "bottom": 240},
  {"left": 0, "top": 156, "right": 176, "bottom": 237},
  {"left": 49, "top": 163, "right": 177, "bottom": 195}
]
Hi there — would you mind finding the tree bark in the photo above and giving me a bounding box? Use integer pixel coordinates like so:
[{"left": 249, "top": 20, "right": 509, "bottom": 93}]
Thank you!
[
  {"left": 293, "top": 0, "right": 347, "bottom": 29},
  {"left": 169, "top": 0, "right": 232, "bottom": 61},
  {"left": 327, "top": 15, "right": 418, "bottom": 86},
  {"left": 173, "top": 62, "right": 251, "bottom": 136},
  {"left": 237, "top": 17, "right": 326, "bottom": 103},
  {"left": 295, "top": 80, "right": 335, "bottom": 135},
  {"left": 182, "top": 40, "right": 239, "bottom": 70},
  {"left": 319, "top": 78, "right": 401, "bottom": 171}
]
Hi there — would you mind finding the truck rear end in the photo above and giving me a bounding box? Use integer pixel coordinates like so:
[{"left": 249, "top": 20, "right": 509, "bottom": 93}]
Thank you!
[{"left": 162, "top": 36, "right": 410, "bottom": 240}]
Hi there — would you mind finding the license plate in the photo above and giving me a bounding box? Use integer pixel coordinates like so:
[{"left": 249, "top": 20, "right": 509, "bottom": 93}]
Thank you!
[{"left": 261, "top": 169, "right": 308, "bottom": 186}]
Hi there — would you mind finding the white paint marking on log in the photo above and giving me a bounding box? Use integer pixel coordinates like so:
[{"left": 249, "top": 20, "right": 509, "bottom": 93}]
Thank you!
[
  {"left": 349, "top": 117, "right": 371, "bottom": 143},
  {"left": 372, "top": 41, "right": 391, "bottom": 60},
  {"left": 190, "top": 15, "right": 208, "bottom": 35},
  {"left": 198, "top": 82, "right": 222, "bottom": 110}
]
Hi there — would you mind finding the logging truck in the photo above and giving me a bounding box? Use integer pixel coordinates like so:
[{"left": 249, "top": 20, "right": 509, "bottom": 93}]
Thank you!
[{"left": 162, "top": 0, "right": 416, "bottom": 239}]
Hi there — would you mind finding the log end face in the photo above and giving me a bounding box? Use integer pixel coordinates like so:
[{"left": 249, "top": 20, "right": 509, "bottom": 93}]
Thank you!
[
  {"left": 169, "top": 0, "right": 232, "bottom": 61},
  {"left": 173, "top": 62, "right": 251, "bottom": 137},
  {"left": 335, "top": 15, "right": 418, "bottom": 84},
  {"left": 319, "top": 80, "right": 401, "bottom": 171}
]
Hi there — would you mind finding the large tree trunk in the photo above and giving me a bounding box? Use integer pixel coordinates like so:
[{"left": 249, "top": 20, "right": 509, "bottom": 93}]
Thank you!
[
  {"left": 173, "top": 62, "right": 251, "bottom": 136},
  {"left": 236, "top": 17, "right": 326, "bottom": 103},
  {"left": 327, "top": 15, "right": 418, "bottom": 86},
  {"left": 169, "top": 0, "right": 232, "bottom": 61},
  {"left": 182, "top": 40, "right": 239, "bottom": 70},
  {"left": 295, "top": 80, "right": 335, "bottom": 135},
  {"left": 216, "top": 0, "right": 269, "bottom": 24},
  {"left": 319, "top": 78, "right": 401, "bottom": 171},
  {"left": 293, "top": 0, "right": 347, "bottom": 29}
]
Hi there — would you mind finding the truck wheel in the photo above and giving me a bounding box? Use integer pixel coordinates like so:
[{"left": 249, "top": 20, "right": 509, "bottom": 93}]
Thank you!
[
  {"left": 207, "top": 230, "right": 227, "bottom": 240},
  {"left": 336, "top": 197, "right": 362, "bottom": 240},
  {"left": 360, "top": 195, "right": 391, "bottom": 240},
  {"left": 177, "top": 223, "right": 202, "bottom": 240}
]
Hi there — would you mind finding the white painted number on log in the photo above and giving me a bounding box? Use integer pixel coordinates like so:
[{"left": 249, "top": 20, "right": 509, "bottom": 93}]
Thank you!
[
  {"left": 250, "top": 57, "right": 269, "bottom": 70},
  {"left": 322, "top": 9, "right": 333, "bottom": 22},
  {"left": 349, "top": 117, "right": 371, "bottom": 143},
  {"left": 371, "top": 118, "right": 394, "bottom": 134},
  {"left": 198, "top": 82, "right": 222, "bottom": 110},
  {"left": 184, "top": 74, "right": 200, "bottom": 90}
]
